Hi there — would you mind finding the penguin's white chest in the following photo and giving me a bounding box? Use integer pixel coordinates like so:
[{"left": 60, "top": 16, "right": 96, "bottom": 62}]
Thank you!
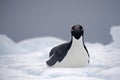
[{"left": 54, "top": 37, "right": 89, "bottom": 67}]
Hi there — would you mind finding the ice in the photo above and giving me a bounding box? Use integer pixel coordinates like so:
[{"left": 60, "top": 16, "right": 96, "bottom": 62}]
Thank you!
[{"left": 0, "top": 26, "right": 120, "bottom": 80}]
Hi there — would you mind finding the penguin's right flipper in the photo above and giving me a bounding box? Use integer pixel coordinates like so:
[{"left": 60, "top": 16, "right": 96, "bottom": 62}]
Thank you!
[{"left": 46, "top": 53, "right": 58, "bottom": 66}]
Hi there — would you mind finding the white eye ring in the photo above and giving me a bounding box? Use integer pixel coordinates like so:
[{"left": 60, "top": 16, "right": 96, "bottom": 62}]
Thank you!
[
  {"left": 71, "top": 28, "right": 74, "bottom": 32},
  {"left": 81, "top": 28, "right": 83, "bottom": 31}
]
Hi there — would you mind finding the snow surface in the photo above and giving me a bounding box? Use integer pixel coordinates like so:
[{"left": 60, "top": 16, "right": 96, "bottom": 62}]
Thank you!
[{"left": 0, "top": 26, "right": 120, "bottom": 80}]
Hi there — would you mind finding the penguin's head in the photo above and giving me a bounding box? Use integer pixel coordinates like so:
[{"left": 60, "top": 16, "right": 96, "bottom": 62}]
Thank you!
[{"left": 71, "top": 24, "right": 84, "bottom": 39}]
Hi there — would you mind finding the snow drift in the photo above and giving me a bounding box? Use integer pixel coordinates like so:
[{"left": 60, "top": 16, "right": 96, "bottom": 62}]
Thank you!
[{"left": 0, "top": 26, "right": 120, "bottom": 80}]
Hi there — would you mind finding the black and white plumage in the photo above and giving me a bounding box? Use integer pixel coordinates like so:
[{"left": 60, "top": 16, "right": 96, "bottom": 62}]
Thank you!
[{"left": 46, "top": 24, "right": 90, "bottom": 67}]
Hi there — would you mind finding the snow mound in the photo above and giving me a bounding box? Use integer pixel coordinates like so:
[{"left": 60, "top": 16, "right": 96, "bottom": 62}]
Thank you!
[
  {"left": 110, "top": 26, "right": 120, "bottom": 48},
  {"left": 0, "top": 26, "right": 120, "bottom": 80},
  {"left": 18, "top": 37, "right": 65, "bottom": 53},
  {"left": 0, "top": 34, "right": 25, "bottom": 54}
]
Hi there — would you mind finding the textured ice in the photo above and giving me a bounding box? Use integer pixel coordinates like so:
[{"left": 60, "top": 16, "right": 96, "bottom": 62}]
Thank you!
[{"left": 0, "top": 26, "right": 120, "bottom": 80}]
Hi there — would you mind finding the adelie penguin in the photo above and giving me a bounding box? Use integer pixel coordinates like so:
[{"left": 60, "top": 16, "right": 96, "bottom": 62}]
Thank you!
[{"left": 46, "top": 24, "right": 90, "bottom": 67}]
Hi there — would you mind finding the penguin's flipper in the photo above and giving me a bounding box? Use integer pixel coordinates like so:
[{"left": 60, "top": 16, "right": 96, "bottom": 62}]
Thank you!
[
  {"left": 46, "top": 53, "right": 58, "bottom": 66},
  {"left": 49, "top": 47, "right": 56, "bottom": 57},
  {"left": 57, "top": 49, "right": 67, "bottom": 62},
  {"left": 47, "top": 42, "right": 71, "bottom": 66},
  {"left": 55, "top": 42, "right": 71, "bottom": 62},
  {"left": 83, "top": 44, "right": 90, "bottom": 57}
]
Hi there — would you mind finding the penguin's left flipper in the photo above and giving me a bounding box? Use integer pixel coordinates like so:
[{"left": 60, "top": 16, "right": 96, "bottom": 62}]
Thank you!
[
  {"left": 47, "top": 42, "right": 71, "bottom": 66},
  {"left": 46, "top": 53, "right": 58, "bottom": 66},
  {"left": 51, "top": 43, "right": 71, "bottom": 61},
  {"left": 46, "top": 50, "right": 68, "bottom": 66}
]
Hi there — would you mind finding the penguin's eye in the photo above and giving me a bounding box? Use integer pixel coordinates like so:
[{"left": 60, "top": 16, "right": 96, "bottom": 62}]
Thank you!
[
  {"left": 71, "top": 28, "right": 74, "bottom": 32},
  {"left": 81, "top": 28, "right": 83, "bottom": 31}
]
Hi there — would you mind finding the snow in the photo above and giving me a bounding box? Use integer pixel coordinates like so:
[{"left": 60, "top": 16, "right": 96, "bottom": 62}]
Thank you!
[
  {"left": 0, "top": 34, "right": 25, "bottom": 54},
  {"left": 0, "top": 26, "right": 120, "bottom": 80}
]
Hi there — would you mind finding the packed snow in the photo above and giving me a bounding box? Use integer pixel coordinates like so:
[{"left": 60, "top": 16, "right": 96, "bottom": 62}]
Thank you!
[{"left": 0, "top": 26, "right": 120, "bottom": 80}]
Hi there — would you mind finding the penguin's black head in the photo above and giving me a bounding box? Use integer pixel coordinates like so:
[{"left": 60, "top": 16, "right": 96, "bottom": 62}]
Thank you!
[{"left": 71, "top": 24, "right": 84, "bottom": 39}]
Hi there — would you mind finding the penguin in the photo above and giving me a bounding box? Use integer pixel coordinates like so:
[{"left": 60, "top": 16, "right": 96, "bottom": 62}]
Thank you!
[{"left": 46, "top": 24, "right": 90, "bottom": 67}]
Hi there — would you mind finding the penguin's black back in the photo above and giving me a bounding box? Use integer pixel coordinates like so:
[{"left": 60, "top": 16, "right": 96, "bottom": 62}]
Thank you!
[{"left": 46, "top": 41, "right": 72, "bottom": 66}]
